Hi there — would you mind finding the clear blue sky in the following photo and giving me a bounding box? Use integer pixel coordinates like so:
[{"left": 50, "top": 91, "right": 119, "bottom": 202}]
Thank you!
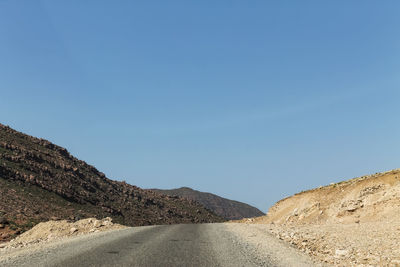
[{"left": 1, "top": 1, "right": 399, "bottom": 211}]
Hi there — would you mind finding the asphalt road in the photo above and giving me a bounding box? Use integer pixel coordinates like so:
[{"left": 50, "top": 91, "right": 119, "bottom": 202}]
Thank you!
[{"left": 0, "top": 224, "right": 315, "bottom": 267}]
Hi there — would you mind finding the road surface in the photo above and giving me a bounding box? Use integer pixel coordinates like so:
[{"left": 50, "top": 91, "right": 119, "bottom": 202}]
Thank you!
[{"left": 0, "top": 224, "right": 315, "bottom": 267}]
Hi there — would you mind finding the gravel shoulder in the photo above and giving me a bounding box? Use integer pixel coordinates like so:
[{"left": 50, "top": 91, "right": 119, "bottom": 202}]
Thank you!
[
  {"left": 267, "top": 220, "right": 400, "bottom": 266},
  {"left": 225, "top": 223, "right": 320, "bottom": 267}
]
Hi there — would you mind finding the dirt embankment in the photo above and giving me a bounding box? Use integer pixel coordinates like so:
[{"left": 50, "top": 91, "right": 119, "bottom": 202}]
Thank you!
[
  {"left": 263, "top": 169, "right": 400, "bottom": 225},
  {"left": 242, "top": 169, "right": 400, "bottom": 266},
  {"left": 0, "top": 217, "right": 126, "bottom": 249}
]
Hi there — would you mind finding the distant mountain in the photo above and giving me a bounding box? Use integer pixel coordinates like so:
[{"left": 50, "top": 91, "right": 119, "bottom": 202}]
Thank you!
[
  {"left": 0, "top": 124, "right": 223, "bottom": 242},
  {"left": 150, "top": 187, "right": 264, "bottom": 220}
]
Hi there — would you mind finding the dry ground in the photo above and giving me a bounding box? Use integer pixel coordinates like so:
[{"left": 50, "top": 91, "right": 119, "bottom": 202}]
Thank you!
[
  {"left": 237, "top": 169, "right": 400, "bottom": 266},
  {"left": 264, "top": 221, "right": 400, "bottom": 266}
]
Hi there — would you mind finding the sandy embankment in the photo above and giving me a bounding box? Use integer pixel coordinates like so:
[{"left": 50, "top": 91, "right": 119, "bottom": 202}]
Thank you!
[
  {"left": 238, "top": 169, "right": 400, "bottom": 266},
  {"left": 0, "top": 217, "right": 126, "bottom": 250}
]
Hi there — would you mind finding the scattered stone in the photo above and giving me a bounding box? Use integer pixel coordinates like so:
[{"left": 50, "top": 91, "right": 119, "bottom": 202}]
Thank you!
[
  {"left": 93, "top": 220, "right": 101, "bottom": 228},
  {"left": 335, "top": 249, "right": 349, "bottom": 257},
  {"left": 292, "top": 208, "right": 299, "bottom": 216},
  {"left": 101, "top": 218, "right": 112, "bottom": 226}
]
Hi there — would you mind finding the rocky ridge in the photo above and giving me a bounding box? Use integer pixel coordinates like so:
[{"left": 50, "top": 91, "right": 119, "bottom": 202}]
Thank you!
[{"left": 151, "top": 187, "right": 264, "bottom": 220}]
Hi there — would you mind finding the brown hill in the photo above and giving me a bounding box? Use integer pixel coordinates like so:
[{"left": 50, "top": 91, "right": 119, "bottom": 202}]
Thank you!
[
  {"left": 0, "top": 123, "right": 223, "bottom": 242},
  {"left": 150, "top": 187, "right": 264, "bottom": 220}
]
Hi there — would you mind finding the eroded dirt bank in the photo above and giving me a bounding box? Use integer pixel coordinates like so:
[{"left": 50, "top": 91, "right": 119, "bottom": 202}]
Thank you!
[{"left": 239, "top": 169, "right": 400, "bottom": 266}]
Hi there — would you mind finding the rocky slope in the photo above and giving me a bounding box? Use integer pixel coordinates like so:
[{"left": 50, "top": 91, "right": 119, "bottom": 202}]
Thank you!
[
  {"left": 150, "top": 187, "right": 264, "bottom": 220},
  {"left": 0, "top": 123, "right": 223, "bottom": 242},
  {"left": 243, "top": 169, "right": 400, "bottom": 266}
]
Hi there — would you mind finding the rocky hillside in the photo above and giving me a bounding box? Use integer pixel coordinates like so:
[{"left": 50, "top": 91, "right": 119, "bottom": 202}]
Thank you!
[
  {"left": 0, "top": 123, "right": 223, "bottom": 242},
  {"left": 150, "top": 187, "right": 264, "bottom": 220}
]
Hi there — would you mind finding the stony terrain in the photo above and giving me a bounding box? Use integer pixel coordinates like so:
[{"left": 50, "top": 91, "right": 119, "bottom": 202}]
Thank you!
[
  {"left": 0, "top": 123, "right": 223, "bottom": 242},
  {"left": 150, "top": 187, "right": 264, "bottom": 220},
  {"left": 240, "top": 169, "right": 400, "bottom": 266},
  {"left": 225, "top": 223, "right": 318, "bottom": 266},
  {"left": 266, "top": 219, "right": 400, "bottom": 266}
]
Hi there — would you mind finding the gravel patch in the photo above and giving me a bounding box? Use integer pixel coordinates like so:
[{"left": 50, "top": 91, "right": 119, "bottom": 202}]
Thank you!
[
  {"left": 225, "top": 223, "right": 321, "bottom": 267},
  {"left": 267, "top": 221, "right": 400, "bottom": 266}
]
